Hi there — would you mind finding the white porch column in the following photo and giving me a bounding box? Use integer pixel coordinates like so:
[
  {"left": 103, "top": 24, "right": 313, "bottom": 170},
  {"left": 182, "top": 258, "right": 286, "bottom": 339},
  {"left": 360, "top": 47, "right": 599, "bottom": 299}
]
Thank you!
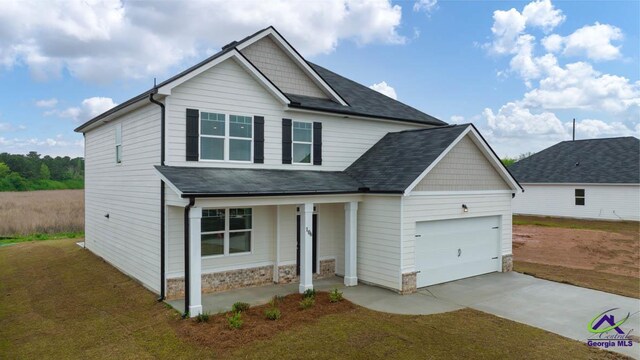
[
  {"left": 299, "top": 203, "right": 314, "bottom": 293},
  {"left": 344, "top": 201, "right": 358, "bottom": 286},
  {"left": 273, "top": 205, "right": 281, "bottom": 283},
  {"left": 188, "top": 206, "right": 203, "bottom": 317}
]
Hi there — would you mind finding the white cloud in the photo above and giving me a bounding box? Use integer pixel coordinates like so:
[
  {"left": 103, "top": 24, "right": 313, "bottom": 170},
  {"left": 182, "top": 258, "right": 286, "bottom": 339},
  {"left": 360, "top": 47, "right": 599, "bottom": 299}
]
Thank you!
[
  {"left": 413, "top": 0, "right": 437, "bottom": 14},
  {"left": 522, "top": 0, "right": 565, "bottom": 33},
  {"left": 483, "top": 101, "right": 565, "bottom": 137},
  {"left": 449, "top": 115, "right": 465, "bottom": 124},
  {"left": 541, "top": 34, "right": 563, "bottom": 52},
  {"left": 0, "top": 0, "right": 406, "bottom": 82},
  {"left": 48, "top": 97, "right": 118, "bottom": 122},
  {"left": 561, "top": 23, "right": 623, "bottom": 61},
  {"left": 0, "top": 135, "right": 84, "bottom": 157},
  {"left": 0, "top": 123, "right": 13, "bottom": 132},
  {"left": 488, "top": 8, "right": 527, "bottom": 54},
  {"left": 569, "top": 119, "right": 638, "bottom": 139},
  {"left": 35, "top": 98, "right": 58, "bottom": 108},
  {"left": 369, "top": 81, "right": 398, "bottom": 100}
]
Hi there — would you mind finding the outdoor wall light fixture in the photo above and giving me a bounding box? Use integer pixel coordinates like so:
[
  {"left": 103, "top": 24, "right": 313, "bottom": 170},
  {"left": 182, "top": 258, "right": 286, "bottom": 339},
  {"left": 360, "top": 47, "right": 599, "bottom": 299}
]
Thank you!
[{"left": 462, "top": 204, "right": 468, "bottom": 212}]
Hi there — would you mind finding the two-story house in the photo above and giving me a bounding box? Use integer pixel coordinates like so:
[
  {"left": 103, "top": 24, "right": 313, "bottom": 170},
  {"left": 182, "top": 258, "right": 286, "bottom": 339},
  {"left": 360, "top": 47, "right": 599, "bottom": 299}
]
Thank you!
[{"left": 75, "top": 27, "right": 522, "bottom": 317}]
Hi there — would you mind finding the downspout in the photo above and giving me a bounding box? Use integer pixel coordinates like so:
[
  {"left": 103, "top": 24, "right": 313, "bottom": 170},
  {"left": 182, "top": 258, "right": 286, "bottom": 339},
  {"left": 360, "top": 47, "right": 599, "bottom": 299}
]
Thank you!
[
  {"left": 149, "top": 91, "right": 166, "bottom": 301},
  {"left": 183, "top": 197, "right": 195, "bottom": 318}
]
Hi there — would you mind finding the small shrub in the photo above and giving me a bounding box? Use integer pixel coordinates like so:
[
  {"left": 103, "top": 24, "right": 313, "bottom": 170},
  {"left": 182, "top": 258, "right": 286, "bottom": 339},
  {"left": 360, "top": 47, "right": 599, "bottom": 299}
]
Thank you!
[
  {"left": 232, "top": 301, "right": 250, "bottom": 312},
  {"left": 269, "top": 294, "right": 285, "bottom": 307},
  {"left": 195, "top": 312, "right": 210, "bottom": 323},
  {"left": 329, "top": 288, "right": 343, "bottom": 303},
  {"left": 299, "top": 297, "right": 315, "bottom": 310},
  {"left": 227, "top": 312, "right": 243, "bottom": 329},
  {"left": 264, "top": 307, "right": 281, "bottom": 320},
  {"left": 303, "top": 289, "right": 316, "bottom": 299}
]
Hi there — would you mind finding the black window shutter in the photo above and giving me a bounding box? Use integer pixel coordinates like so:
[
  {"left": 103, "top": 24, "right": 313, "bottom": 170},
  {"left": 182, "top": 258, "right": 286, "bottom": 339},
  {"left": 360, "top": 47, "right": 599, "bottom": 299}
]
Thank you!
[
  {"left": 282, "top": 118, "right": 292, "bottom": 164},
  {"left": 186, "top": 108, "right": 199, "bottom": 161},
  {"left": 313, "top": 122, "right": 322, "bottom": 165},
  {"left": 254, "top": 116, "right": 264, "bottom": 163}
]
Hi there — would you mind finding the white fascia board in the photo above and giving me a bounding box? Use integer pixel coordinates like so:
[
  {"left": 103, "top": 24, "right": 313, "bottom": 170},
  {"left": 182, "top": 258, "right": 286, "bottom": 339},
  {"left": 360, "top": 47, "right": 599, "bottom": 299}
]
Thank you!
[
  {"left": 236, "top": 28, "right": 349, "bottom": 106},
  {"left": 157, "top": 49, "right": 290, "bottom": 105},
  {"left": 403, "top": 126, "right": 522, "bottom": 196},
  {"left": 521, "top": 182, "right": 640, "bottom": 187}
]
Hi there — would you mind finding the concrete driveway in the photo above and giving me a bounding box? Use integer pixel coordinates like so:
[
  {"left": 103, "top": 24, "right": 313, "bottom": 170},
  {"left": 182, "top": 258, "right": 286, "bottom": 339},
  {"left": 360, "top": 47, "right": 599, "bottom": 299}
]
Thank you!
[{"left": 343, "top": 272, "right": 640, "bottom": 359}]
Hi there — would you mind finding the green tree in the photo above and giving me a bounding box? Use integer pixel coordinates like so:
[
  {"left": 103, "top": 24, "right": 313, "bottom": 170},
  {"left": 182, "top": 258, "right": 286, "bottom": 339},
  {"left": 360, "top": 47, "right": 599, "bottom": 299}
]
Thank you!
[
  {"left": 0, "top": 162, "right": 10, "bottom": 178},
  {"left": 39, "top": 163, "right": 51, "bottom": 180}
]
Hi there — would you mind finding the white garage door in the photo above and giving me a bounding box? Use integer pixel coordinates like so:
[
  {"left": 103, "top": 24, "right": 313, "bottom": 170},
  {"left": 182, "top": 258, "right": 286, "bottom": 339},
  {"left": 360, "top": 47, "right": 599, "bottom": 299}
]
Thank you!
[{"left": 415, "top": 216, "right": 501, "bottom": 288}]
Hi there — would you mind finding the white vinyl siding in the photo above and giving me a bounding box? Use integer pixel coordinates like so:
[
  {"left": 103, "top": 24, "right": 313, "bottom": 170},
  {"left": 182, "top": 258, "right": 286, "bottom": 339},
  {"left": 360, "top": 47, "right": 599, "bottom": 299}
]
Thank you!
[
  {"left": 164, "top": 58, "right": 428, "bottom": 170},
  {"left": 357, "top": 195, "right": 402, "bottom": 291},
  {"left": 402, "top": 193, "right": 513, "bottom": 274},
  {"left": 84, "top": 103, "right": 161, "bottom": 292},
  {"left": 513, "top": 184, "right": 640, "bottom": 221}
]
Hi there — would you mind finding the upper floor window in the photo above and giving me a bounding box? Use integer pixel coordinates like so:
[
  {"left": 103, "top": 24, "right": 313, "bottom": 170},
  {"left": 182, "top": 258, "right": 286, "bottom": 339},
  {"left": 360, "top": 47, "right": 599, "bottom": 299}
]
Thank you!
[
  {"left": 575, "top": 189, "right": 585, "bottom": 206},
  {"left": 115, "top": 124, "right": 122, "bottom": 164},
  {"left": 292, "top": 121, "right": 312, "bottom": 164},
  {"left": 200, "top": 112, "right": 253, "bottom": 162}
]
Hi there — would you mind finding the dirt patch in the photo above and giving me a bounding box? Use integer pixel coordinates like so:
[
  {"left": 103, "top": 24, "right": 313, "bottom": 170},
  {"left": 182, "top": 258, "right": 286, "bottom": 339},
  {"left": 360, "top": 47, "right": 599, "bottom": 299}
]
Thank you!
[
  {"left": 513, "top": 225, "right": 639, "bottom": 278},
  {"left": 174, "top": 292, "right": 356, "bottom": 355}
]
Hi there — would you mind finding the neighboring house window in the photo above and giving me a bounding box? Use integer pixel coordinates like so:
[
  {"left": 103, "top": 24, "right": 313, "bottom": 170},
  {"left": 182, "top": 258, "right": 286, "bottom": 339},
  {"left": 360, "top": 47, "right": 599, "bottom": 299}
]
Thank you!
[
  {"left": 575, "top": 189, "right": 585, "bottom": 206},
  {"left": 200, "top": 112, "right": 253, "bottom": 161},
  {"left": 201, "top": 208, "right": 252, "bottom": 256},
  {"left": 115, "top": 124, "right": 122, "bottom": 164},
  {"left": 292, "top": 121, "right": 312, "bottom": 164}
]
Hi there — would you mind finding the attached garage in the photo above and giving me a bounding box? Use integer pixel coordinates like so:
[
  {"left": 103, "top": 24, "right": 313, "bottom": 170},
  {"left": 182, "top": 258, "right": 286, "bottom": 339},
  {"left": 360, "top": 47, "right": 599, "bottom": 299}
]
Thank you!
[{"left": 414, "top": 216, "right": 501, "bottom": 287}]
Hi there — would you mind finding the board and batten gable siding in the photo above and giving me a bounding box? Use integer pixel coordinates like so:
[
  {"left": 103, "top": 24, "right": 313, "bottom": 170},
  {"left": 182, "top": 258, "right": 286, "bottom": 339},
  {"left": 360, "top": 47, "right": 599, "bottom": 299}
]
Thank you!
[
  {"left": 84, "top": 103, "right": 161, "bottom": 292},
  {"left": 164, "top": 57, "right": 427, "bottom": 171},
  {"left": 413, "top": 135, "right": 510, "bottom": 191},
  {"left": 512, "top": 184, "right": 640, "bottom": 221},
  {"left": 401, "top": 193, "right": 512, "bottom": 274},
  {"left": 240, "top": 36, "right": 327, "bottom": 98},
  {"left": 357, "top": 195, "right": 403, "bottom": 291}
]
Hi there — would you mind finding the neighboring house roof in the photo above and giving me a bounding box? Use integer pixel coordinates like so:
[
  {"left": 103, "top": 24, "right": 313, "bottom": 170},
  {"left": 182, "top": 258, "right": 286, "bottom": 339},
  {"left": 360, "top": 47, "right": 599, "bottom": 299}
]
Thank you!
[
  {"left": 75, "top": 26, "right": 445, "bottom": 133},
  {"left": 508, "top": 137, "right": 640, "bottom": 184},
  {"left": 157, "top": 124, "right": 521, "bottom": 198},
  {"left": 155, "top": 166, "right": 365, "bottom": 197}
]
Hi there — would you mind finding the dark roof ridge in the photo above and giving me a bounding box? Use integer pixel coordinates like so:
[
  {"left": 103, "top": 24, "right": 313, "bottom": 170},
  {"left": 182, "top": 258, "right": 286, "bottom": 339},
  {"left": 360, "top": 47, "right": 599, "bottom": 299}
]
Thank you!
[
  {"left": 392, "top": 123, "right": 469, "bottom": 134},
  {"left": 559, "top": 136, "right": 638, "bottom": 143}
]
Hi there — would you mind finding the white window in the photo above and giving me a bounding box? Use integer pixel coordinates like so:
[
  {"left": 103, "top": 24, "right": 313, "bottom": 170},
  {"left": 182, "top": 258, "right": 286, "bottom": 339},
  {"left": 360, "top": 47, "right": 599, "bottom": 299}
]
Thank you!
[
  {"left": 115, "top": 124, "right": 122, "bottom": 164},
  {"left": 200, "top": 112, "right": 253, "bottom": 162},
  {"left": 201, "top": 208, "right": 252, "bottom": 257},
  {"left": 292, "top": 121, "right": 312, "bottom": 164}
]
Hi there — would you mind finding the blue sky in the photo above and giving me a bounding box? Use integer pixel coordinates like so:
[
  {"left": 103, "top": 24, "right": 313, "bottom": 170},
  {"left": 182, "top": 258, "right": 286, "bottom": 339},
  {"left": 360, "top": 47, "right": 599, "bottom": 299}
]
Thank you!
[{"left": 0, "top": 0, "right": 638, "bottom": 158}]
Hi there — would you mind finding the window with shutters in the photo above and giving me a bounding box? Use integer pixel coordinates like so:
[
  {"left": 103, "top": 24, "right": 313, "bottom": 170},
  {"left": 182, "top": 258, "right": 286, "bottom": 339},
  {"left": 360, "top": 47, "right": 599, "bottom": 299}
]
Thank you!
[
  {"left": 292, "top": 121, "right": 312, "bottom": 164},
  {"left": 200, "top": 112, "right": 253, "bottom": 162},
  {"left": 115, "top": 123, "right": 122, "bottom": 164}
]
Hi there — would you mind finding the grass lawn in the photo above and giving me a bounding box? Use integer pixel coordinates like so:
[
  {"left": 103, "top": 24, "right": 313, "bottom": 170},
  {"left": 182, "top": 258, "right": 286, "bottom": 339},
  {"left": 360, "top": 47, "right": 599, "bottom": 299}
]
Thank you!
[
  {"left": 513, "top": 215, "right": 639, "bottom": 233},
  {"left": 0, "top": 239, "right": 626, "bottom": 359}
]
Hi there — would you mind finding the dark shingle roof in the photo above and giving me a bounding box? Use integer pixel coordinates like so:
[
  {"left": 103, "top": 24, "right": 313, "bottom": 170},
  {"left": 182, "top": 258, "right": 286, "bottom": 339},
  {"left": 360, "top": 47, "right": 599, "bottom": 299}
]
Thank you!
[
  {"left": 75, "top": 26, "right": 446, "bottom": 133},
  {"left": 155, "top": 166, "right": 364, "bottom": 197},
  {"left": 508, "top": 137, "right": 640, "bottom": 184},
  {"left": 287, "top": 63, "right": 445, "bottom": 126},
  {"left": 344, "top": 124, "right": 470, "bottom": 192}
]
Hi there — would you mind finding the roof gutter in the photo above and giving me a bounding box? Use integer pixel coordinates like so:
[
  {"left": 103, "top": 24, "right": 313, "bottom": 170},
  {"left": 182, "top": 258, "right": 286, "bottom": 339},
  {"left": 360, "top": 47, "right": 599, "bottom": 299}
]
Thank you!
[
  {"left": 178, "top": 189, "right": 403, "bottom": 198},
  {"left": 182, "top": 196, "right": 195, "bottom": 318},
  {"left": 149, "top": 91, "right": 167, "bottom": 301}
]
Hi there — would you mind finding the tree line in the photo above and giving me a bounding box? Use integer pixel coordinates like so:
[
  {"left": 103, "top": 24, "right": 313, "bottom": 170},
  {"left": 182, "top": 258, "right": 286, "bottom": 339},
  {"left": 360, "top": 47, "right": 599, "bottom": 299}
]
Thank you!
[{"left": 0, "top": 152, "right": 84, "bottom": 191}]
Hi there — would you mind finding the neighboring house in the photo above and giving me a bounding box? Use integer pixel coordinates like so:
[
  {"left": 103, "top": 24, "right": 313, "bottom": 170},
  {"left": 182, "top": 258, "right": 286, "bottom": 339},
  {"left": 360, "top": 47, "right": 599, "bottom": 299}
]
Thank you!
[
  {"left": 509, "top": 137, "right": 640, "bottom": 221},
  {"left": 75, "top": 27, "right": 522, "bottom": 317}
]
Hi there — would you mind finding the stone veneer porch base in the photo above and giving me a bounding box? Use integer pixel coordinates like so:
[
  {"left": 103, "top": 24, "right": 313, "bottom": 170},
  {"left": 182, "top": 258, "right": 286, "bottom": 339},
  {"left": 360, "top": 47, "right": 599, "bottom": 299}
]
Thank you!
[
  {"left": 166, "top": 259, "right": 336, "bottom": 299},
  {"left": 400, "top": 272, "right": 418, "bottom": 295},
  {"left": 502, "top": 254, "right": 513, "bottom": 272}
]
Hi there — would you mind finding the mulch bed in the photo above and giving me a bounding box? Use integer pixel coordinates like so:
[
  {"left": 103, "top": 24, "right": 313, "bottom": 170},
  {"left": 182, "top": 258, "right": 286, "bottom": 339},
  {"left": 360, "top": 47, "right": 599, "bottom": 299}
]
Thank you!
[{"left": 173, "top": 291, "right": 356, "bottom": 355}]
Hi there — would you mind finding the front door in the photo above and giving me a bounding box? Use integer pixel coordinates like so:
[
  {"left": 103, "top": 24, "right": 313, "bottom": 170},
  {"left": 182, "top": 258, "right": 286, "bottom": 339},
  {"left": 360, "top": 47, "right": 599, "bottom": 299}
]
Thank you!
[{"left": 296, "top": 210, "right": 317, "bottom": 275}]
